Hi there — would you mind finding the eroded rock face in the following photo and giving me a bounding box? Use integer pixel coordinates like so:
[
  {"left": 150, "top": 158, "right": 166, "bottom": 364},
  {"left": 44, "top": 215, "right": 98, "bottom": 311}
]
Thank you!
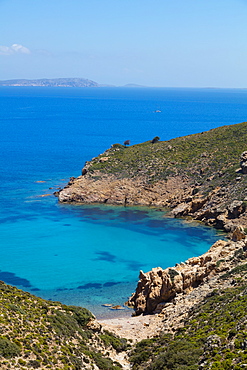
[
  {"left": 127, "top": 238, "right": 247, "bottom": 315},
  {"left": 58, "top": 174, "right": 191, "bottom": 207}
]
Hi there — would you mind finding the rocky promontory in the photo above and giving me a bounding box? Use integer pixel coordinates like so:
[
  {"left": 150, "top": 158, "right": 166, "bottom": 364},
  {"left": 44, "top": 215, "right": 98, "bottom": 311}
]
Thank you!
[{"left": 58, "top": 122, "right": 247, "bottom": 232}]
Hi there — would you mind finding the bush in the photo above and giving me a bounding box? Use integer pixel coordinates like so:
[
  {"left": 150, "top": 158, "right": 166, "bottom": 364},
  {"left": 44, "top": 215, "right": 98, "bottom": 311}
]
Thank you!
[
  {"left": 149, "top": 340, "right": 202, "bottom": 370},
  {"left": 0, "top": 336, "right": 21, "bottom": 358},
  {"left": 111, "top": 143, "right": 125, "bottom": 149},
  {"left": 100, "top": 330, "right": 128, "bottom": 352}
]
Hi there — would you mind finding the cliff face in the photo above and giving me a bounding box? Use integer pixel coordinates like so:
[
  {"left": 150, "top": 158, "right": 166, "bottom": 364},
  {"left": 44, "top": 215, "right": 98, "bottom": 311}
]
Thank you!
[{"left": 58, "top": 175, "right": 191, "bottom": 207}]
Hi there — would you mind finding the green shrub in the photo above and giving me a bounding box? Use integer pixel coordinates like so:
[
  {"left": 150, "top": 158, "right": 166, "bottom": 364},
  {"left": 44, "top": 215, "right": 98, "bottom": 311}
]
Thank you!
[
  {"left": 149, "top": 340, "right": 202, "bottom": 370},
  {"left": 100, "top": 330, "right": 128, "bottom": 352},
  {"left": 0, "top": 337, "right": 21, "bottom": 358}
]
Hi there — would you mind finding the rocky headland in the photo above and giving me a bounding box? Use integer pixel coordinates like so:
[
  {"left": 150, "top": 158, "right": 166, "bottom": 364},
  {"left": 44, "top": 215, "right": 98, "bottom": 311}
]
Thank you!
[{"left": 58, "top": 122, "right": 247, "bottom": 232}]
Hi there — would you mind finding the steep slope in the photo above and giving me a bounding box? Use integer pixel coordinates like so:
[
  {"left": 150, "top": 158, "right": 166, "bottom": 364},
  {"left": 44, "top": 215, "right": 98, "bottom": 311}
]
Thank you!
[{"left": 0, "top": 282, "right": 128, "bottom": 370}]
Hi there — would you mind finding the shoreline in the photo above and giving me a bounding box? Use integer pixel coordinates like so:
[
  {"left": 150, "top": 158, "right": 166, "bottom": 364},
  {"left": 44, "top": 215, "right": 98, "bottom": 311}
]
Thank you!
[{"left": 55, "top": 124, "right": 247, "bottom": 336}]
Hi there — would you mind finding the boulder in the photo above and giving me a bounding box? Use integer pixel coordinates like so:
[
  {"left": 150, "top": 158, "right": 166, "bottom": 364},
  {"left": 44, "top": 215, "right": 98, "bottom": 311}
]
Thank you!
[{"left": 171, "top": 203, "right": 189, "bottom": 217}]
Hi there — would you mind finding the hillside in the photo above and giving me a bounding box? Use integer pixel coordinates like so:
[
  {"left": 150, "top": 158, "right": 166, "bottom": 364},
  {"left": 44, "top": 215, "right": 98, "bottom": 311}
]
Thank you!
[
  {"left": 58, "top": 121, "right": 247, "bottom": 232},
  {"left": 0, "top": 282, "right": 129, "bottom": 369}
]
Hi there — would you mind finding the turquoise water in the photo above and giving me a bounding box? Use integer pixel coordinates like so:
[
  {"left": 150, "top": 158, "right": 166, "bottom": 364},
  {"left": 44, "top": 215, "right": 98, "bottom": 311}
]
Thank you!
[{"left": 1, "top": 87, "right": 245, "bottom": 318}]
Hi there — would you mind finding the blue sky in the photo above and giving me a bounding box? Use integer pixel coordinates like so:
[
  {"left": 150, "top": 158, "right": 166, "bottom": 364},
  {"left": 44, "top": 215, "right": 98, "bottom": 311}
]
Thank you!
[{"left": 0, "top": 0, "right": 247, "bottom": 87}]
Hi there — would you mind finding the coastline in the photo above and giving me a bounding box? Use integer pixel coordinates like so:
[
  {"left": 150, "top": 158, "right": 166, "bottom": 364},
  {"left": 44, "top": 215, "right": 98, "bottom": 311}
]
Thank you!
[{"left": 55, "top": 123, "right": 247, "bottom": 325}]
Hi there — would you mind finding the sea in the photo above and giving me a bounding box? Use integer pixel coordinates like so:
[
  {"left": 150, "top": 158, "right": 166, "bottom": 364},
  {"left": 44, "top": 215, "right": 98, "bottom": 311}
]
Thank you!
[{"left": 0, "top": 86, "right": 247, "bottom": 318}]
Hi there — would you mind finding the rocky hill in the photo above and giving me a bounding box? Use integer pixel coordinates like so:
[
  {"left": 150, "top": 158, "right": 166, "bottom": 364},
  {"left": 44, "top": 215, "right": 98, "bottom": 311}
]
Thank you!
[{"left": 129, "top": 259, "right": 247, "bottom": 370}]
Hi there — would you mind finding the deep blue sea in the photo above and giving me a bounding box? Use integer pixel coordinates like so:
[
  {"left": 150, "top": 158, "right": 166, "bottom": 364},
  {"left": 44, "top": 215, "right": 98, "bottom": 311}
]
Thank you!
[{"left": 0, "top": 87, "right": 246, "bottom": 318}]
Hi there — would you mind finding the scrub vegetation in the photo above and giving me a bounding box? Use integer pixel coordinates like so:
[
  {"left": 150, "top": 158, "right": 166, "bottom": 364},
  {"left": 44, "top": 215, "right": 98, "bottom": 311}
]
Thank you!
[{"left": 0, "top": 281, "right": 127, "bottom": 369}]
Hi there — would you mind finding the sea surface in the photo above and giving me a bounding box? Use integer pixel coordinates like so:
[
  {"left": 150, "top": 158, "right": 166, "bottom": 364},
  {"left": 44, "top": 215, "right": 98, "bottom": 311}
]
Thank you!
[{"left": 0, "top": 86, "right": 246, "bottom": 318}]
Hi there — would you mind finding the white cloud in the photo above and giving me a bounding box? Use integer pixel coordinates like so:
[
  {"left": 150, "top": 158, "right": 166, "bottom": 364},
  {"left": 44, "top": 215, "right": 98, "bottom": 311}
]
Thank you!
[{"left": 0, "top": 44, "right": 31, "bottom": 56}]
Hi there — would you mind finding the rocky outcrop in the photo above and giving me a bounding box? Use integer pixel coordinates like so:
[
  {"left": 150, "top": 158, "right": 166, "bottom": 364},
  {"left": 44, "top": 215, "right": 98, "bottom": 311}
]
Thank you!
[
  {"left": 240, "top": 151, "right": 247, "bottom": 174},
  {"left": 172, "top": 191, "right": 247, "bottom": 232},
  {"left": 58, "top": 169, "right": 247, "bottom": 230},
  {"left": 58, "top": 174, "right": 192, "bottom": 207},
  {"left": 57, "top": 138, "right": 247, "bottom": 231},
  {"left": 127, "top": 237, "right": 247, "bottom": 315}
]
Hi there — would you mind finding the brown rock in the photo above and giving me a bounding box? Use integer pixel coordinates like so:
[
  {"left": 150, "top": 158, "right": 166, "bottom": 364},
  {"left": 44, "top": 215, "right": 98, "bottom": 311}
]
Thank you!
[
  {"left": 232, "top": 226, "right": 246, "bottom": 242},
  {"left": 127, "top": 239, "right": 244, "bottom": 315}
]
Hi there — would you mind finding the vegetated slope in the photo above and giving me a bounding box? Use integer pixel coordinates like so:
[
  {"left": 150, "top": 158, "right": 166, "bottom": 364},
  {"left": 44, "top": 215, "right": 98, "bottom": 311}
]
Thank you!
[
  {"left": 0, "top": 282, "right": 128, "bottom": 370},
  {"left": 129, "top": 262, "right": 247, "bottom": 370},
  {"left": 87, "top": 121, "right": 247, "bottom": 189}
]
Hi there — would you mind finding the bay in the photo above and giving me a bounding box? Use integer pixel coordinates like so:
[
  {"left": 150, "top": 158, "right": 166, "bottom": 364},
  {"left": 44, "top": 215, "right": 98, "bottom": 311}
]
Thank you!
[{"left": 0, "top": 86, "right": 246, "bottom": 318}]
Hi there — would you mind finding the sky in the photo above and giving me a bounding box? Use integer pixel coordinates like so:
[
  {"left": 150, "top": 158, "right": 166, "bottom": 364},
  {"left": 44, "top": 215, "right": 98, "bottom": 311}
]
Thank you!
[{"left": 0, "top": 0, "right": 247, "bottom": 87}]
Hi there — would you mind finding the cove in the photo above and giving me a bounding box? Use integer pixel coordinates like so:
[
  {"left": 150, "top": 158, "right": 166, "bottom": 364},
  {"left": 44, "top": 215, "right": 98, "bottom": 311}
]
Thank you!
[
  {"left": 1, "top": 87, "right": 239, "bottom": 318},
  {"left": 0, "top": 200, "right": 223, "bottom": 319}
]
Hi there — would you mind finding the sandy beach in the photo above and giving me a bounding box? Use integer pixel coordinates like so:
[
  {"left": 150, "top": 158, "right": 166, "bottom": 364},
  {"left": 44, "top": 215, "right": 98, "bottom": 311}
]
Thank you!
[{"left": 99, "top": 313, "right": 164, "bottom": 342}]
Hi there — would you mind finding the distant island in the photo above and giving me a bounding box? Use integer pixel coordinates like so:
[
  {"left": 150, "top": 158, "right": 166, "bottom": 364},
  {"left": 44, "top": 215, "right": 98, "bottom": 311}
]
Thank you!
[
  {"left": 0, "top": 78, "right": 148, "bottom": 88},
  {"left": 0, "top": 78, "right": 102, "bottom": 87}
]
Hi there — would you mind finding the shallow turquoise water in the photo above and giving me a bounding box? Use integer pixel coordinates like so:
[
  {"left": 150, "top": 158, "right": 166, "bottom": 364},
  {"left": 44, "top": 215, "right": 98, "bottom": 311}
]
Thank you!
[{"left": 0, "top": 193, "right": 222, "bottom": 318}]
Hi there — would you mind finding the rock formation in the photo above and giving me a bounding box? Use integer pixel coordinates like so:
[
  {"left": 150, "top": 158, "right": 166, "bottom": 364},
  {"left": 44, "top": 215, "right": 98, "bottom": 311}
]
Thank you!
[
  {"left": 127, "top": 237, "right": 247, "bottom": 315},
  {"left": 58, "top": 174, "right": 191, "bottom": 206}
]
